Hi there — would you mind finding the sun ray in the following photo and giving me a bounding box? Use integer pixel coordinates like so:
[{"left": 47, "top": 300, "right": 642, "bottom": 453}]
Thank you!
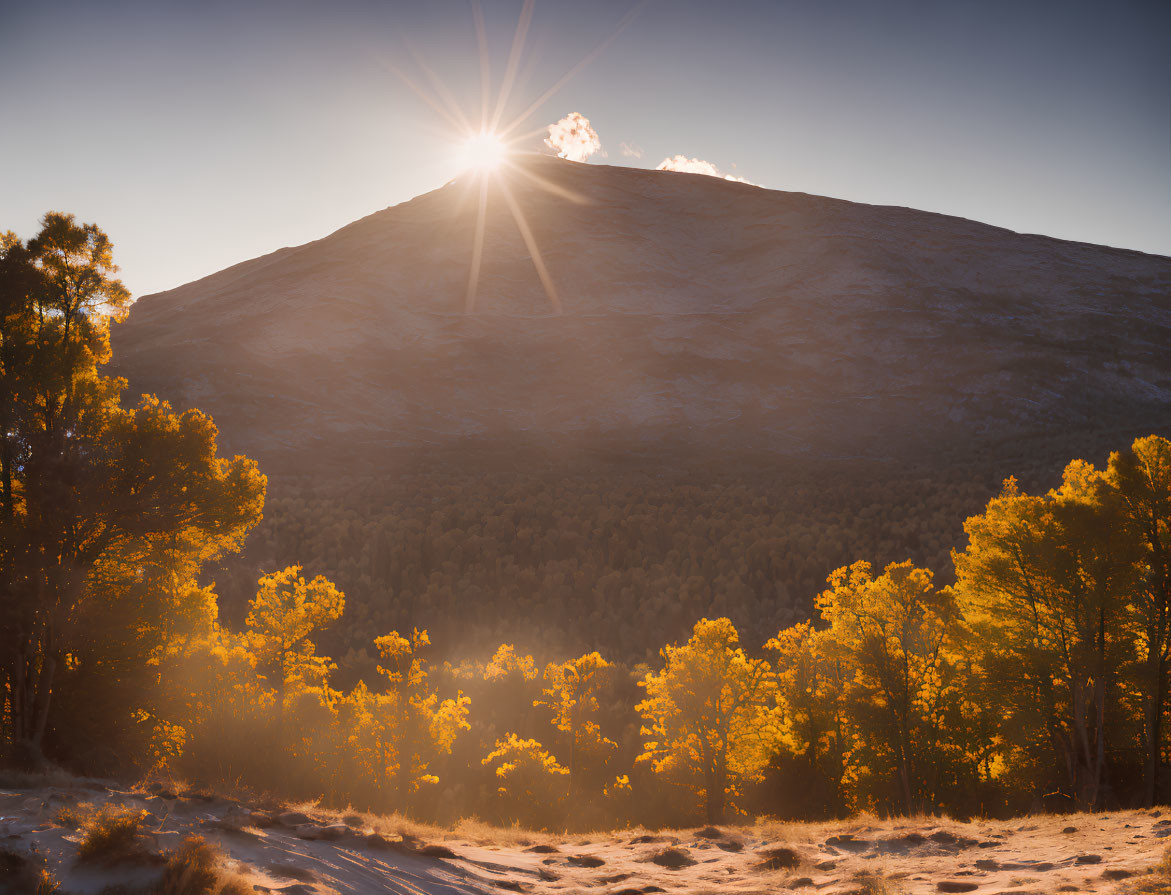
[
  {"left": 471, "top": 0, "right": 492, "bottom": 131},
  {"left": 500, "top": 1, "right": 646, "bottom": 139},
  {"left": 381, "top": 58, "right": 467, "bottom": 134},
  {"left": 465, "top": 177, "right": 490, "bottom": 313},
  {"left": 390, "top": 0, "right": 639, "bottom": 317},
  {"left": 490, "top": 0, "right": 535, "bottom": 133},
  {"left": 498, "top": 175, "right": 562, "bottom": 315},
  {"left": 506, "top": 158, "right": 591, "bottom": 205},
  {"left": 449, "top": 170, "right": 480, "bottom": 221},
  {"left": 404, "top": 41, "right": 476, "bottom": 135},
  {"left": 506, "top": 123, "right": 563, "bottom": 144},
  {"left": 461, "top": 131, "right": 507, "bottom": 171}
]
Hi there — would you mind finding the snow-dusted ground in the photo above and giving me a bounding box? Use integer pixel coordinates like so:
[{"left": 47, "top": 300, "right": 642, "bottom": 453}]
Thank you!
[{"left": 2, "top": 780, "right": 1166, "bottom": 895}]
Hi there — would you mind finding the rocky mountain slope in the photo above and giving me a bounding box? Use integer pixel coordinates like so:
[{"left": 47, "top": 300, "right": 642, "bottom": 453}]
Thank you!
[{"left": 111, "top": 157, "right": 1171, "bottom": 472}]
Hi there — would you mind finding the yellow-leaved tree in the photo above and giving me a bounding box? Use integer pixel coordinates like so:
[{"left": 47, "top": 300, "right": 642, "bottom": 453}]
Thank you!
[
  {"left": 636, "top": 617, "right": 777, "bottom": 823},
  {"left": 246, "top": 565, "right": 345, "bottom": 699},
  {"left": 813, "top": 560, "right": 977, "bottom": 814},
  {"left": 0, "top": 214, "right": 265, "bottom": 768},
  {"left": 537, "top": 652, "right": 617, "bottom": 799},
  {"left": 484, "top": 643, "right": 540, "bottom": 683},
  {"left": 340, "top": 629, "right": 469, "bottom": 808},
  {"left": 766, "top": 621, "right": 850, "bottom": 814},
  {"left": 1106, "top": 435, "right": 1171, "bottom": 805},
  {"left": 481, "top": 733, "right": 568, "bottom": 826},
  {"left": 954, "top": 463, "right": 1142, "bottom": 810}
]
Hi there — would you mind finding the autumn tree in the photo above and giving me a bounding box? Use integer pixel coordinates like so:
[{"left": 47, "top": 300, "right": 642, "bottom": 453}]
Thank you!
[
  {"left": 537, "top": 652, "right": 617, "bottom": 798},
  {"left": 482, "top": 734, "right": 568, "bottom": 825},
  {"left": 811, "top": 560, "right": 977, "bottom": 813},
  {"left": 766, "top": 621, "right": 850, "bottom": 814},
  {"left": 1106, "top": 435, "right": 1171, "bottom": 805},
  {"left": 637, "top": 617, "right": 777, "bottom": 823},
  {"left": 246, "top": 566, "right": 345, "bottom": 694},
  {"left": 479, "top": 642, "right": 542, "bottom": 735},
  {"left": 953, "top": 465, "right": 1140, "bottom": 809},
  {"left": 0, "top": 214, "right": 265, "bottom": 766},
  {"left": 341, "top": 629, "right": 469, "bottom": 806}
]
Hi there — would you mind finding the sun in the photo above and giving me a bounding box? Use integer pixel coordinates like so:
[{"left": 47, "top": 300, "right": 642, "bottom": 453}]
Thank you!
[{"left": 461, "top": 130, "right": 507, "bottom": 172}]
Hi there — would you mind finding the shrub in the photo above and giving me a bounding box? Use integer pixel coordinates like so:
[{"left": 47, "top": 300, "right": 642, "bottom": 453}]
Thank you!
[
  {"left": 77, "top": 806, "right": 150, "bottom": 863},
  {"left": 152, "top": 836, "right": 251, "bottom": 895}
]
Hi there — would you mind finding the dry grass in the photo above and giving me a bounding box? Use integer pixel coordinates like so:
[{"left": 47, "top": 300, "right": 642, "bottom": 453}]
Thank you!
[
  {"left": 848, "top": 869, "right": 905, "bottom": 895},
  {"left": 76, "top": 805, "right": 151, "bottom": 863},
  {"left": 150, "top": 836, "right": 250, "bottom": 895},
  {"left": 284, "top": 799, "right": 547, "bottom": 848},
  {"left": 756, "top": 845, "right": 804, "bottom": 870},
  {"left": 1126, "top": 844, "right": 1171, "bottom": 895}
]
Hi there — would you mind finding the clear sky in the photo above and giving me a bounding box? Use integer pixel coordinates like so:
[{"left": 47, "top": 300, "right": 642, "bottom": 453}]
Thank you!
[{"left": 3, "top": 0, "right": 1169, "bottom": 297}]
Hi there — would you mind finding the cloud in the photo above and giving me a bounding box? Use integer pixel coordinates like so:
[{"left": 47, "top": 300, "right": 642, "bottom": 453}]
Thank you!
[
  {"left": 656, "top": 155, "right": 753, "bottom": 184},
  {"left": 545, "top": 112, "right": 602, "bottom": 163},
  {"left": 619, "top": 141, "right": 643, "bottom": 159}
]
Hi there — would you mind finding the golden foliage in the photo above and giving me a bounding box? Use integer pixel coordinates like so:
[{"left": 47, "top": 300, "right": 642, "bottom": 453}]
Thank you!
[
  {"left": 246, "top": 565, "right": 345, "bottom": 689},
  {"left": 482, "top": 734, "right": 568, "bottom": 824},
  {"left": 637, "top": 617, "right": 778, "bottom": 822}
]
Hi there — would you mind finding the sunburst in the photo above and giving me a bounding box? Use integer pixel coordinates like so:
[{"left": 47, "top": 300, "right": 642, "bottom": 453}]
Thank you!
[{"left": 387, "top": 0, "right": 644, "bottom": 315}]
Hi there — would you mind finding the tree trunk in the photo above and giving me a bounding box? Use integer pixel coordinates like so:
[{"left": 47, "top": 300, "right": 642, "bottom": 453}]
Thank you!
[
  {"left": 0, "top": 435, "right": 12, "bottom": 521},
  {"left": 1089, "top": 604, "right": 1107, "bottom": 810},
  {"left": 9, "top": 628, "right": 55, "bottom": 768},
  {"left": 898, "top": 730, "right": 914, "bottom": 815},
  {"left": 1143, "top": 596, "right": 1168, "bottom": 806},
  {"left": 706, "top": 764, "right": 726, "bottom": 824}
]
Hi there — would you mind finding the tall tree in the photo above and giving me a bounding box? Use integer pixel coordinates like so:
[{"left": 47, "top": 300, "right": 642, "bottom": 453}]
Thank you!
[
  {"left": 537, "top": 652, "right": 617, "bottom": 798},
  {"left": 766, "top": 621, "right": 850, "bottom": 813},
  {"left": 1107, "top": 435, "right": 1171, "bottom": 805},
  {"left": 953, "top": 466, "right": 1139, "bottom": 809},
  {"left": 637, "top": 617, "right": 777, "bottom": 823},
  {"left": 342, "top": 629, "right": 470, "bottom": 806},
  {"left": 0, "top": 213, "right": 265, "bottom": 765},
  {"left": 812, "top": 560, "right": 971, "bottom": 813}
]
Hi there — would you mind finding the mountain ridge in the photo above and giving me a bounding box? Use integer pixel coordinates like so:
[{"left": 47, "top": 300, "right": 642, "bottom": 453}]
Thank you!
[{"left": 111, "top": 156, "right": 1171, "bottom": 472}]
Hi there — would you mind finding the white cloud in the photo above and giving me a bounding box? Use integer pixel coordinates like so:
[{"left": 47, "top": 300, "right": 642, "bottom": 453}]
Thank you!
[
  {"left": 620, "top": 141, "right": 643, "bottom": 159},
  {"left": 544, "top": 112, "right": 602, "bottom": 163},
  {"left": 656, "top": 155, "right": 753, "bottom": 184}
]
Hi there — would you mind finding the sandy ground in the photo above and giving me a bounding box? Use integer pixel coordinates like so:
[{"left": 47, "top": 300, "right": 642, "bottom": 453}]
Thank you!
[{"left": 1, "top": 780, "right": 1167, "bottom": 894}]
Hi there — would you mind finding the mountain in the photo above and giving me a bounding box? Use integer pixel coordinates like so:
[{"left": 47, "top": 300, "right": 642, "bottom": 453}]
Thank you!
[
  {"left": 108, "top": 158, "right": 1171, "bottom": 659},
  {"left": 111, "top": 156, "right": 1171, "bottom": 473}
]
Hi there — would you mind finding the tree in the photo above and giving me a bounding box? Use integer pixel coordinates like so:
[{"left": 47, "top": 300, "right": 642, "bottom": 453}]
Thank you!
[
  {"left": 812, "top": 560, "right": 973, "bottom": 813},
  {"left": 1107, "top": 436, "right": 1171, "bottom": 805},
  {"left": 953, "top": 466, "right": 1139, "bottom": 809},
  {"left": 0, "top": 214, "right": 265, "bottom": 765},
  {"left": 245, "top": 565, "right": 345, "bottom": 694},
  {"left": 481, "top": 734, "right": 568, "bottom": 826},
  {"left": 766, "top": 621, "right": 850, "bottom": 814},
  {"left": 537, "top": 652, "right": 617, "bottom": 798},
  {"left": 636, "top": 617, "right": 777, "bottom": 823},
  {"left": 341, "top": 629, "right": 469, "bottom": 805}
]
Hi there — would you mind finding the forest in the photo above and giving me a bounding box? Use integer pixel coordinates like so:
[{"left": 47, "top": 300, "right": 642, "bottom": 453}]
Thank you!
[
  {"left": 3, "top": 214, "right": 1171, "bottom": 831},
  {"left": 212, "top": 443, "right": 1118, "bottom": 668}
]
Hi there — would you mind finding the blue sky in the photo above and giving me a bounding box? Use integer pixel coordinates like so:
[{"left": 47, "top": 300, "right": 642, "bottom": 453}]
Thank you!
[{"left": 3, "top": 0, "right": 1168, "bottom": 297}]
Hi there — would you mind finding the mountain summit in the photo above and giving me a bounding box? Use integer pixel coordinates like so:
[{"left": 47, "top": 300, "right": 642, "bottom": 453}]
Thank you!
[{"left": 112, "top": 157, "right": 1171, "bottom": 470}]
